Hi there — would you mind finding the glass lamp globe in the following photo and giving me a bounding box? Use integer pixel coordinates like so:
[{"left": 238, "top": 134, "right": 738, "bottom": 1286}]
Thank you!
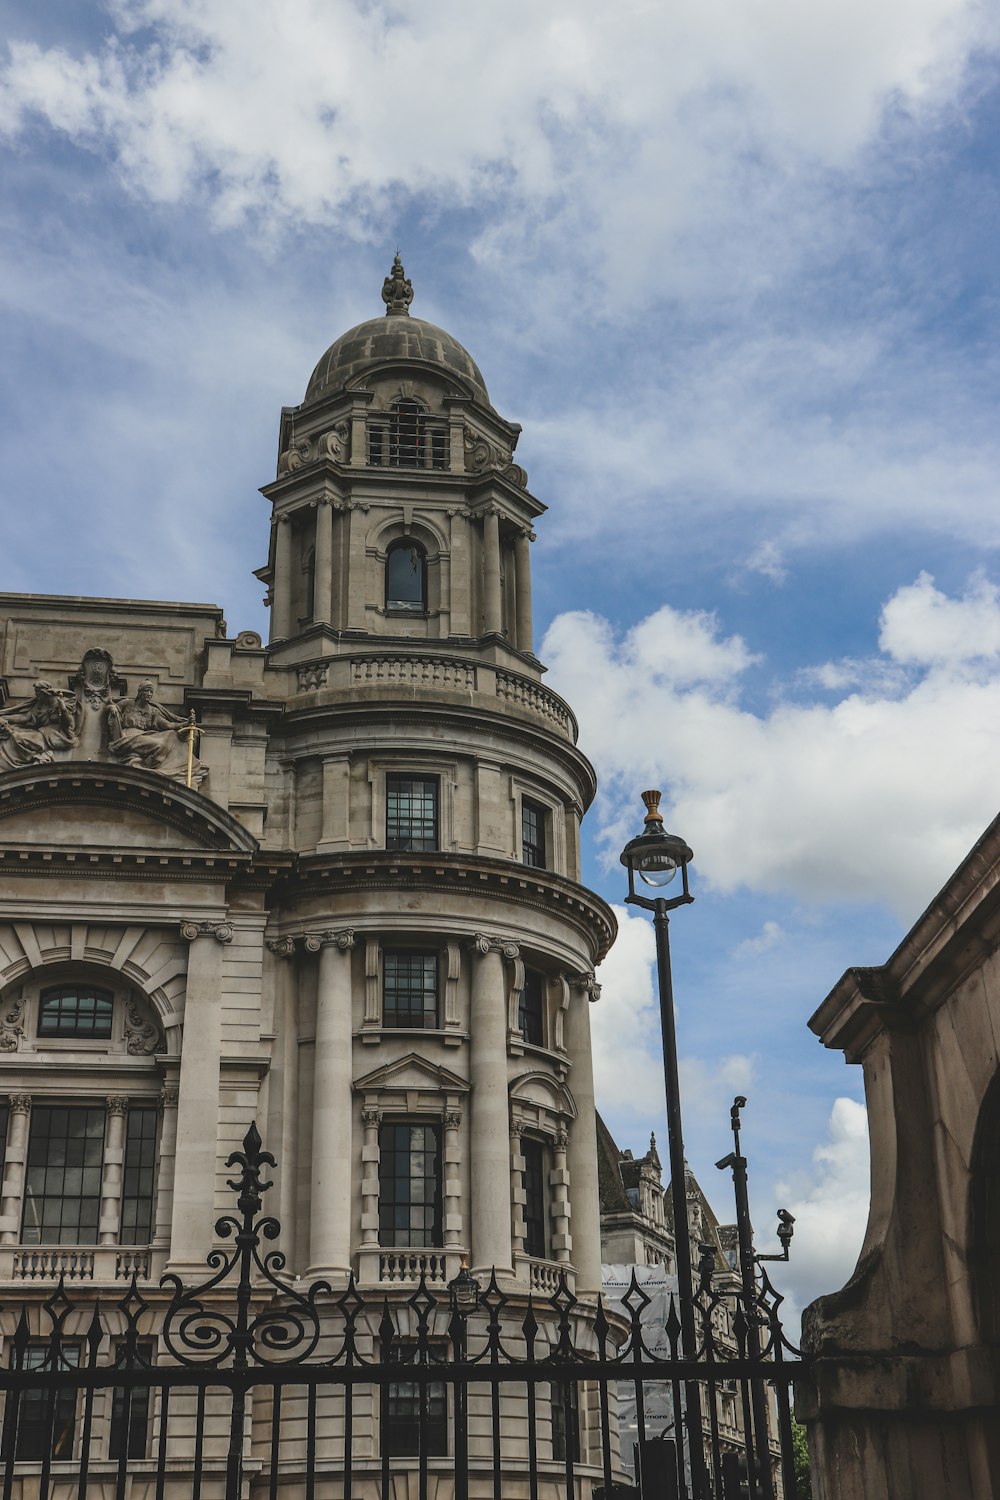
[{"left": 635, "top": 846, "right": 679, "bottom": 887}]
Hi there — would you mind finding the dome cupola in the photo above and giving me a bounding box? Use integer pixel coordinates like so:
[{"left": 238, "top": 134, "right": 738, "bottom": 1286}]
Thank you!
[{"left": 304, "top": 254, "right": 491, "bottom": 407}]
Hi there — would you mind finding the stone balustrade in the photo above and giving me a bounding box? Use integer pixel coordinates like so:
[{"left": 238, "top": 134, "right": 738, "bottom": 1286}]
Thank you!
[
  {"left": 288, "top": 653, "right": 578, "bottom": 742},
  {"left": 1, "top": 1245, "right": 158, "bottom": 1283}
]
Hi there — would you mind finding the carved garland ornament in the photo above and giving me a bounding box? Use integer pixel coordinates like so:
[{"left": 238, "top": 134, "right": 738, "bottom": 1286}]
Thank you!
[{"left": 0, "top": 994, "right": 25, "bottom": 1052}]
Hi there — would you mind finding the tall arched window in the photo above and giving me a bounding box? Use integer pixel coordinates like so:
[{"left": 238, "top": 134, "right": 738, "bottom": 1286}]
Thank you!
[{"left": 386, "top": 540, "right": 427, "bottom": 613}]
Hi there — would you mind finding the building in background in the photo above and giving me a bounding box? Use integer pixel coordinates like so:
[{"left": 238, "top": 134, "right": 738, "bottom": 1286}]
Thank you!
[{"left": 0, "top": 259, "right": 618, "bottom": 1493}]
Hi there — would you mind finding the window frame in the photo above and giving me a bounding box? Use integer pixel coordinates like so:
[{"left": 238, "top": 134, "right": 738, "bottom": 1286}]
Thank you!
[
  {"left": 14, "top": 1345, "right": 80, "bottom": 1461},
  {"left": 518, "top": 969, "right": 546, "bottom": 1048},
  {"left": 382, "top": 949, "right": 440, "bottom": 1030},
  {"left": 378, "top": 1119, "right": 443, "bottom": 1249},
  {"left": 385, "top": 773, "right": 439, "bottom": 852},
  {"left": 120, "top": 1105, "right": 158, "bottom": 1247},
  {"left": 385, "top": 539, "right": 429, "bottom": 615},
  {"left": 522, "top": 1136, "right": 548, "bottom": 1260},
  {"left": 21, "top": 1102, "right": 107, "bottom": 1247},
  {"left": 382, "top": 1349, "right": 449, "bottom": 1457},
  {"left": 521, "top": 796, "right": 548, "bottom": 869},
  {"left": 37, "top": 985, "right": 115, "bottom": 1042}
]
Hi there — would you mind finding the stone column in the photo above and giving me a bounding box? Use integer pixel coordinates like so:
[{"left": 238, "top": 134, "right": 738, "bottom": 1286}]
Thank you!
[
  {"left": 360, "top": 1105, "right": 382, "bottom": 1248},
  {"left": 565, "top": 974, "right": 602, "bottom": 1294},
  {"left": 307, "top": 928, "right": 355, "bottom": 1280},
  {"left": 98, "top": 1097, "right": 129, "bottom": 1246},
  {"left": 271, "top": 513, "right": 293, "bottom": 642},
  {"left": 442, "top": 1109, "right": 464, "bottom": 1261},
  {"left": 482, "top": 507, "right": 502, "bottom": 635},
  {"left": 313, "top": 498, "right": 333, "bottom": 626},
  {"left": 551, "top": 1124, "right": 572, "bottom": 1265},
  {"left": 0, "top": 1096, "right": 31, "bottom": 1246},
  {"left": 514, "top": 528, "right": 534, "bottom": 654},
  {"left": 469, "top": 934, "right": 515, "bottom": 1277},
  {"left": 170, "top": 920, "right": 232, "bottom": 1271},
  {"left": 152, "top": 1086, "right": 179, "bottom": 1249}
]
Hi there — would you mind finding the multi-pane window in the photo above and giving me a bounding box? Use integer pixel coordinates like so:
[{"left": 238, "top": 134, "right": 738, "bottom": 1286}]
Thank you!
[
  {"left": 523, "top": 1137, "right": 547, "bottom": 1259},
  {"left": 386, "top": 775, "right": 438, "bottom": 851},
  {"left": 37, "top": 986, "right": 114, "bottom": 1040},
  {"left": 15, "top": 1346, "right": 79, "bottom": 1460},
  {"left": 378, "top": 1121, "right": 442, "bottom": 1248},
  {"left": 120, "top": 1107, "right": 158, "bottom": 1245},
  {"left": 521, "top": 798, "right": 547, "bottom": 869},
  {"left": 22, "top": 1105, "right": 105, "bottom": 1245},
  {"left": 385, "top": 542, "right": 428, "bottom": 613},
  {"left": 552, "top": 1380, "right": 580, "bottom": 1463},
  {"left": 518, "top": 969, "right": 545, "bottom": 1047},
  {"left": 108, "top": 1344, "right": 154, "bottom": 1459},
  {"left": 383, "top": 1364, "right": 448, "bottom": 1456},
  {"left": 384, "top": 951, "right": 438, "bottom": 1029},
  {"left": 390, "top": 400, "right": 422, "bottom": 467}
]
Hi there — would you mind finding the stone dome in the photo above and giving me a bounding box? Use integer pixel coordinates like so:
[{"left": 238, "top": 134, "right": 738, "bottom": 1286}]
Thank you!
[{"left": 304, "top": 255, "right": 489, "bottom": 406}]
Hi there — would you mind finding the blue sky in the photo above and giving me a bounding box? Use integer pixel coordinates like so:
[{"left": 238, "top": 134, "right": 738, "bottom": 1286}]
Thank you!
[{"left": 2, "top": 0, "right": 1000, "bottom": 1321}]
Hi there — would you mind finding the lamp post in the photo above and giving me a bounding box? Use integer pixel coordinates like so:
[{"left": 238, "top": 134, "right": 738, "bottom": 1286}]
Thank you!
[
  {"left": 620, "top": 789, "right": 706, "bottom": 1497},
  {"left": 449, "top": 1259, "right": 480, "bottom": 1500}
]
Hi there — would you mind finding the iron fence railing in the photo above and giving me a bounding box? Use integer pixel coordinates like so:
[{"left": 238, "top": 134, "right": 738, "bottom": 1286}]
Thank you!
[{"left": 0, "top": 1121, "right": 805, "bottom": 1500}]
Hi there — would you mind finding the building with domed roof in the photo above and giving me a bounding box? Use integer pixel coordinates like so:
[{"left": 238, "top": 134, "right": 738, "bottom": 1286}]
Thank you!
[{"left": 0, "top": 258, "right": 618, "bottom": 1495}]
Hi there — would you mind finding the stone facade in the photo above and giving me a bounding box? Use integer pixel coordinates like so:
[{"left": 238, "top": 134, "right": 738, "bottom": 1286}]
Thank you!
[
  {"left": 801, "top": 810, "right": 1000, "bottom": 1498},
  {"left": 0, "top": 260, "right": 618, "bottom": 1494}
]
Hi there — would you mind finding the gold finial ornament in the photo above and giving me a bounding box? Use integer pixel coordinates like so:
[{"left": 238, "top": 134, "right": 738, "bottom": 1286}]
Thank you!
[
  {"left": 381, "top": 252, "right": 414, "bottom": 316},
  {"left": 641, "top": 789, "right": 664, "bottom": 826}
]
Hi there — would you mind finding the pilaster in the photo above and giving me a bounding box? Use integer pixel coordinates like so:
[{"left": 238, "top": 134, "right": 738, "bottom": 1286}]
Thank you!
[{"left": 307, "top": 928, "right": 356, "bottom": 1281}]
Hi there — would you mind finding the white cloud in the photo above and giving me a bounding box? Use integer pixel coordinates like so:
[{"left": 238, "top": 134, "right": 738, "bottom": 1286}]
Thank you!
[
  {"left": 734, "top": 920, "right": 784, "bottom": 957},
  {"left": 593, "top": 907, "right": 756, "bottom": 1124},
  {"left": 543, "top": 577, "right": 1000, "bottom": 918},
  {"left": 761, "top": 1097, "right": 870, "bottom": 1325},
  {"left": 0, "top": 0, "right": 994, "bottom": 274},
  {"left": 879, "top": 569, "right": 1000, "bottom": 668}
]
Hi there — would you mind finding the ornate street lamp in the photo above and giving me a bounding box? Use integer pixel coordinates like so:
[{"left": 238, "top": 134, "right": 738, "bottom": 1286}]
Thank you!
[
  {"left": 620, "top": 790, "right": 705, "bottom": 1492},
  {"left": 448, "top": 1258, "right": 481, "bottom": 1319}
]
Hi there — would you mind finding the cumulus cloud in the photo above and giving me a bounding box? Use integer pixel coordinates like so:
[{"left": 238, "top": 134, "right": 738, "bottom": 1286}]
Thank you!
[
  {"left": 0, "top": 0, "right": 995, "bottom": 281},
  {"left": 593, "top": 906, "right": 756, "bottom": 1124},
  {"left": 544, "top": 574, "right": 1000, "bottom": 918},
  {"left": 761, "top": 1097, "right": 870, "bottom": 1324},
  {"left": 879, "top": 570, "right": 1000, "bottom": 668},
  {"left": 734, "top": 921, "right": 785, "bottom": 958}
]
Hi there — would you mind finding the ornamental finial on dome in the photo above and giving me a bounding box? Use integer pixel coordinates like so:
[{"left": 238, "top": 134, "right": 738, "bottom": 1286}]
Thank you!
[{"left": 382, "top": 252, "right": 413, "bottom": 316}]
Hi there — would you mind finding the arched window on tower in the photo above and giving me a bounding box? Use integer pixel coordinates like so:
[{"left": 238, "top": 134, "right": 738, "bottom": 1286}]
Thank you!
[{"left": 386, "top": 540, "right": 428, "bottom": 614}]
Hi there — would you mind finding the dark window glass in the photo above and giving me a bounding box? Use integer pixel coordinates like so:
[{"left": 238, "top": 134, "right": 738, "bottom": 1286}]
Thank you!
[
  {"left": 15, "top": 1346, "right": 79, "bottom": 1460},
  {"left": 386, "top": 542, "right": 427, "bottom": 613},
  {"left": 379, "top": 1121, "right": 441, "bottom": 1248},
  {"left": 22, "top": 1105, "right": 105, "bottom": 1245},
  {"left": 383, "top": 1361, "right": 448, "bottom": 1456},
  {"left": 120, "top": 1107, "right": 157, "bottom": 1246},
  {"left": 109, "top": 1344, "right": 153, "bottom": 1459},
  {"left": 522, "top": 799, "right": 547, "bottom": 869},
  {"left": 386, "top": 775, "right": 437, "bottom": 851},
  {"left": 38, "top": 986, "right": 114, "bottom": 1040},
  {"left": 518, "top": 969, "right": 545, "bottom": 1047},
  {"left": 430, "top": 428, "right": 447, "bottom": 470},
  {"left": 390, "top": 399, "right": 422, "bottom": 467},
  {"left": 552, "top": 1379, "right": 580, "bottom": 1463},
  {"left": 369, "top": 424, "right": 386, "bottom": 465},
  {"left": 523, "top": 1138, "right": 547, "bottom": 1259},
  {"left": 384, "top": 951, "right": 438, "bottom": 1029}
]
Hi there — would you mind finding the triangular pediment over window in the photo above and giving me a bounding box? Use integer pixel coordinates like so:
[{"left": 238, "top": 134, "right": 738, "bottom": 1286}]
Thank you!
[{"left": 353, "top": 1052, "right": 469, "bottom": 1095}]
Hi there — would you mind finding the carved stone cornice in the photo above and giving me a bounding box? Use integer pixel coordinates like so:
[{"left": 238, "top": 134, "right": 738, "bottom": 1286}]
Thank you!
[{"left": 181, "top": 919, "right": 234, "bottom": 944}]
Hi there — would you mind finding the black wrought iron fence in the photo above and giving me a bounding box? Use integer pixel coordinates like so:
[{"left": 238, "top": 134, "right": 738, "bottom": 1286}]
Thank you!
[{"left": 0, "top": 1123, "right": 805, "bottom": 1500}]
